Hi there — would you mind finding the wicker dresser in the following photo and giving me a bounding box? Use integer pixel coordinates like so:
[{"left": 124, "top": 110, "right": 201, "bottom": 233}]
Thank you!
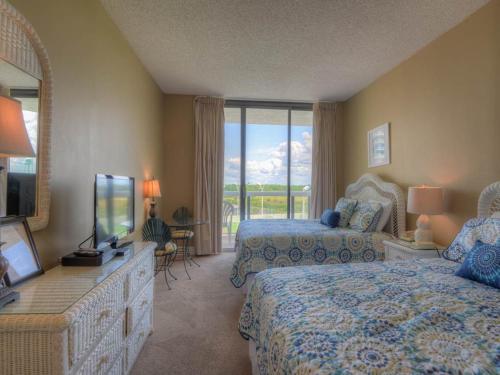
[{"left": 0, "top": 241, "right": 156, "bottom": 375}]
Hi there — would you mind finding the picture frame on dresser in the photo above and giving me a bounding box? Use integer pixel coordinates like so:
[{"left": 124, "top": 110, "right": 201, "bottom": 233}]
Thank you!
[{"left": 0, "top": 216, "right": 43, "bottom": 287}]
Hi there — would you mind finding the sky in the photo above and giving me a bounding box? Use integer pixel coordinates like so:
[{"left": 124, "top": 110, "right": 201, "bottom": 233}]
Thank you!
[{"left": 224, "top": 121, "right": 313, "bottom": 187}]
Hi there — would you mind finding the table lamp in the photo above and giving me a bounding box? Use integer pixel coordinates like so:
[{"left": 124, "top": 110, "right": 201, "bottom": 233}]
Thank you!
[
  {"left": 407, "top": 186, "right": 443, "bottom": 247},
  {"left": 0, "top": 95, "right": 34, "bottom": 308},
  {"left": 144, "top": 178, "right": 161, "bottom": 218}
]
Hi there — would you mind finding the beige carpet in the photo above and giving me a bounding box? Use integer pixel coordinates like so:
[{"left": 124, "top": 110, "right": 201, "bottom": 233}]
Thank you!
[{"left": 131, "top": 253, "right": 252, "bottom": 375}]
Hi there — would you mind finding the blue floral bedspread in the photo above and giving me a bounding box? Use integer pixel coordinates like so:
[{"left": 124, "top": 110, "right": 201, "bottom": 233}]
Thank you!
[
  {"left": 239, "top": 258, "right": 500, "bottom": 374},
  {"left": 230, "top": 219, "right": 391, "bottom": 287}
]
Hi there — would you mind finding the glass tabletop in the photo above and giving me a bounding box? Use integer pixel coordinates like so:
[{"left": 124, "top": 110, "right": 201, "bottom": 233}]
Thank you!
[{"left": 167, "top": 220, "right": 208, "bottom": 227}]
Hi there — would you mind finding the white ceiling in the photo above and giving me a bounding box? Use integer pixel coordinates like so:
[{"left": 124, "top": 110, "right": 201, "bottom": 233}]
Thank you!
[
  {"left": 101, "top": 0, "right": 488, "bottom": 102},
  {"left": 0, "top": 60, "right": 39, "bottom": 89}
]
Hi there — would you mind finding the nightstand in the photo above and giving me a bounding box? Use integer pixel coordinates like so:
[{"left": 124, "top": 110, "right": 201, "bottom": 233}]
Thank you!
[{"left": 383, "top": 239, "right": 444, "bottom": 261}]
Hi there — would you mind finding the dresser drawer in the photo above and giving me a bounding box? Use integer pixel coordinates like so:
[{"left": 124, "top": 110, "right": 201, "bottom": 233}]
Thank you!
[
  {"left": 74, "top": 313, "right": 125, "bottom": 375},
  {"left": 384, "top": 242, "right": 440, "bottom": 261},
  {"left": 127, "top": 278, "right": 154, "bottom": 335},
  {"left": 69, "top": 275, "right": 125, "bottom": 367},
  {"left": 128, "top": 253, "right": 154, "bottom": 302},
  {"left": 127, "top": 307, "right": 152, "bottom": 371}
]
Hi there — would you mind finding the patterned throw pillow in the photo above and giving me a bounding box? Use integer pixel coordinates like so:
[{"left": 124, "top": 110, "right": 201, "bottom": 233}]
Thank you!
[
  {"left": 349, "top": 201, "right": 383, "bottom": 232},
  {"left": 455, "top": 240, "right": 500, "bottom": 289},
  {"left": 334, "top": 198, "right": 358, "bottom": 227},
  {"left": 443, "top": 217, "right": 500, "bottom": 263},
  {"left": 320, "top": 209, "right": 340, "bottom": 228}
]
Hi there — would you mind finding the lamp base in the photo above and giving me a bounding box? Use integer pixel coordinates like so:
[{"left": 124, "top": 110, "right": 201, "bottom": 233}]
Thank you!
[
  {"left": 149, "top": 202, "right": 157, "bottom": 218},
  {"left": 415, "top": 214, "right": 433, "bottom": 245},
  {"left": 0, "top": 287, "right": 19, "bottom": 309}
]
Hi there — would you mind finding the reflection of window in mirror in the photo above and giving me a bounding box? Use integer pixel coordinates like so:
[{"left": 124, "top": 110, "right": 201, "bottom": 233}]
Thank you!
[
  {"left": 9, "top": 90, "right": 39, "bottom": 174},
  {"left": 0, "top": 59, "right": 40, "bottom": 217}
]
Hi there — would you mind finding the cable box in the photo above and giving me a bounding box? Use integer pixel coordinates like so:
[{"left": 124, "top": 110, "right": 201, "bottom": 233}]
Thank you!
[{"left": 61, "top": 246, "right": 117, "bottom": 266}]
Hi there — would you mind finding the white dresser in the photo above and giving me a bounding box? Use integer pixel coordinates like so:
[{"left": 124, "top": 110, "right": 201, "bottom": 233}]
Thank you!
[{"left": 0, "top": 241, "right": 156, "bottom": 375}]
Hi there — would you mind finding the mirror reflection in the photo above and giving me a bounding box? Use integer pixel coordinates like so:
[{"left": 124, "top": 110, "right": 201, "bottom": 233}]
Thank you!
[{"left": 0, "top": 59, "right": 41, "bottom": 217}]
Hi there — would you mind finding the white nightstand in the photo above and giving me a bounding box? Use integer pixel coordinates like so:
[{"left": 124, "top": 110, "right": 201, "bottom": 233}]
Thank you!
[{"left": 383, "top": 239, "right": 443, "bottom": 261}]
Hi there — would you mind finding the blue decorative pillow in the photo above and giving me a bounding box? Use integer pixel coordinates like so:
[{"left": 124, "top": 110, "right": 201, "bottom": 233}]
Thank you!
[
  {"left": 443, "top": 217, "right": 500, "bottom": 263},
  {"left": 320, "top": 209, "right": 340, "bottom": 228},
  {"left": 349, "top": 201, "right": 383, "bottom": 232},
  {"left": 455, "top": 240, "right": 500, "bottom": 289},
  {"left": 334, "top": 198, "right": 357, "bottom": 227}
]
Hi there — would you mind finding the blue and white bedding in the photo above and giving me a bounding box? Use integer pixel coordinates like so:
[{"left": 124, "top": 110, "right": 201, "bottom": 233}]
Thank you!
[
  {"left": 230, "top": 219, "right": 392, "bottom": 288},
  {"left": 239, "top": 258, "right": 499, "bottom": 374}
]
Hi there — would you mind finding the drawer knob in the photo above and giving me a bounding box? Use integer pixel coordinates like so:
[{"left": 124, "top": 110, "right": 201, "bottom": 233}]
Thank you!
[
  {"left": 139, "top": 269, "right": 146, "bottom": 277},
  {"left": 98, "top": 309, "right": 111, "bottom": 322},
  {"left": 97, "top": 354, "right": 109, "bottom": 370},
  {"left": 140, "top": 299, "right": 148, "bottom": 308}
]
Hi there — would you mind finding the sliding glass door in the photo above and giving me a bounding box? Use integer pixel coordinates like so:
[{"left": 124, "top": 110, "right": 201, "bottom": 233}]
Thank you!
[
  {"left": 223, "top": 102, "right": 313, "bottom": 249},
  {"left": 291, "top": 110, "right": 313, "bottom": 219},
  {"left": 246, "top": 108, "right": 289, "bottom": 219}
]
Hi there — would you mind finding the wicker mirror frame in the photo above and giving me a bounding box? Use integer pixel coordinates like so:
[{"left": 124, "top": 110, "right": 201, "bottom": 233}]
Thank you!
[{"left": 0, "top": 0, "right": 52, "bottom": 231}]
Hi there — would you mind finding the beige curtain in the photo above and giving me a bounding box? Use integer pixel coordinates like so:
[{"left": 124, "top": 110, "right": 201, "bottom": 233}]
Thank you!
[
  {"left": 193, "top": 96, "right": 225, "bottom": 255},
  {"left": 311, "top": 102, "right": 338, "bottom": 218}
]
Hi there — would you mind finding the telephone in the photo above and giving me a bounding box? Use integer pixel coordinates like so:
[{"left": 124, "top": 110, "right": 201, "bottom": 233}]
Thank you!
[{"left": 399, "top": 230, "right": 415, "bottom": 242}]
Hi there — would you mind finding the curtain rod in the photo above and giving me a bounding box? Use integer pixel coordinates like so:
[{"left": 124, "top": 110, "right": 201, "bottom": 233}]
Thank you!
[{"left": 224, "top": 99, "right": 313, "bottom": 110}]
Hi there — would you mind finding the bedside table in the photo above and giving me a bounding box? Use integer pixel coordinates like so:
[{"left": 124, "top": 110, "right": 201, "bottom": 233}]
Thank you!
[{"left": 383, "top": 239, "right": 443, "bottom": 261}]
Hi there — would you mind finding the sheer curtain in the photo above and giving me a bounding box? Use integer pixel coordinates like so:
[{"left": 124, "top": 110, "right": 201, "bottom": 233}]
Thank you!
[
  {"left": 193, "top": 96, "right": 225, "bottom": 255},
  {"left": 310, "top": 102, "right": 338, "bottom": 218}
]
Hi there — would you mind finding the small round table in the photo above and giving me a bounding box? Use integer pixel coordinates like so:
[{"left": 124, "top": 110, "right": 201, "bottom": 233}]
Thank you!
[{"left": 167, "top": 220, "right": 208, "bottom": 279}]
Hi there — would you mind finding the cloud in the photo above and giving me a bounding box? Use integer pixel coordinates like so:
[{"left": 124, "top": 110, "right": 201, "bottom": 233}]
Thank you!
[{"left": 224, "top": 131, "right": 312, "bottom": 185}]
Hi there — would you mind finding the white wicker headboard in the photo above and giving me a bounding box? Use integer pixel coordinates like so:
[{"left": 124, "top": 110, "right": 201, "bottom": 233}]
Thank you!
[
  {"left": 478, "top": 181, "right": 500, "bottom": 218},
  {"left": 345, "top": 173, "right": 406, "bottom": 237}
]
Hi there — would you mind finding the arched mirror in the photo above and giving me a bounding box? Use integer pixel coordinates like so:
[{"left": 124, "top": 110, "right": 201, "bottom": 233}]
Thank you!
[{"left": 0, "top": 0, "right": 52, "bottom": 231}]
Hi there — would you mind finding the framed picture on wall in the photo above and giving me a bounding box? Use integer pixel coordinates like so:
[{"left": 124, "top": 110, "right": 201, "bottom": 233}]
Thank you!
[
  {"left": 368, "top": 122, "right": 390, "bottom": 167},
  {"left": 0, "top": 216, "right": 43, "bottom": 287}
]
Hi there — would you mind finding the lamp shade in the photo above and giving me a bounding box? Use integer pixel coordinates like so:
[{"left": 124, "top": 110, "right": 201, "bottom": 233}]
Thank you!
[
  {"left": 407, "top": 186, "right": 443, "bottom": 215},
  {"left": 144, "top": 179, "right": 161, "bottom": 198},
  {"left": 0, "top": 95, "right": 34, "bottom": 158}
]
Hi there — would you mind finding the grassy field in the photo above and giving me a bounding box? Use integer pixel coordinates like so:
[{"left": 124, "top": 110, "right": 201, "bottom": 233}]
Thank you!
[{"left": 222, "top": 184, "right": 310, "bottom": 234}]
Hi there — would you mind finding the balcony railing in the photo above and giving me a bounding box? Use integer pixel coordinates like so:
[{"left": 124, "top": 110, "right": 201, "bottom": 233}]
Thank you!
[{"left": 223, "top": 190, "right": 311, "bottom": 220}]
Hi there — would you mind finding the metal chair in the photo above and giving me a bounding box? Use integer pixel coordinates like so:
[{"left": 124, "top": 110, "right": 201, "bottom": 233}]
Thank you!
[
  {"left": 171, "top": 207, "right": 200, "bottom": 279},
  {"left": 223, "top": 200, "right": 235, "bottom": 242},
  {"left": 170, "top": 228, "right": 196, "bottom": 279},
  {"left": 142, "top": 218, "right": 178, "bottom": 289}
]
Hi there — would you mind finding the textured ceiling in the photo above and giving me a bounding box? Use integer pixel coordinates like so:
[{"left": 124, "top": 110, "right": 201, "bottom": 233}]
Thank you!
[{"left": 101, "top": 0, "right": 488, "bottom": 101}]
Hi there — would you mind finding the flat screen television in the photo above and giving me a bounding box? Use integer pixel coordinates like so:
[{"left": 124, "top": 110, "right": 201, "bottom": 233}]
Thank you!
[{"left": 94, "top": 174, "right": 135, "bottom": 248}]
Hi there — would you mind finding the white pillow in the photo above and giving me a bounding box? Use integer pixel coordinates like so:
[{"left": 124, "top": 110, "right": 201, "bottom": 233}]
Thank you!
[{"left": 372, "top": 200, "right": 393, "bottom": 232}]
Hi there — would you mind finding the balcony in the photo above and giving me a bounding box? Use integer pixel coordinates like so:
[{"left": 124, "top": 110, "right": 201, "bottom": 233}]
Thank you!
[{"left": 222, "top": 190, "right": 311, "bottom": 250}]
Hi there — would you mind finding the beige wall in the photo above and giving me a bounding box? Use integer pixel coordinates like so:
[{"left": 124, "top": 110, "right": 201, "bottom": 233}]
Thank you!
[
  {"left": 10, "top": 0, "right": 165, "bottom": 268},
  {"left": 162, "top": 95, "right": 195, "bottom": 220},
  {"left": 343, "top": 0, "right": 500, "bottom": 245}
]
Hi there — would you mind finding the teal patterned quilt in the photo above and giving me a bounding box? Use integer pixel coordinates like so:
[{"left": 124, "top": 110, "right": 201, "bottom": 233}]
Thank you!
[
  {"left": 239, "top": 258, "right": 499, "bottom": 374},
  {"left": 230, "top": 219, "right": 391, "bottom": 287}
]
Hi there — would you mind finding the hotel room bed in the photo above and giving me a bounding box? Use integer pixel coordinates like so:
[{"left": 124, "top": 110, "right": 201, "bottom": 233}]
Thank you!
[
  {"left": 230, "top": 174, "right": 406, "bottom": 287},
  {"left": 230, "top": 219, "right": 392, "bottom": 287},
  {"left": 239, "top": 258, "right": 499, "bottom": 374}
]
